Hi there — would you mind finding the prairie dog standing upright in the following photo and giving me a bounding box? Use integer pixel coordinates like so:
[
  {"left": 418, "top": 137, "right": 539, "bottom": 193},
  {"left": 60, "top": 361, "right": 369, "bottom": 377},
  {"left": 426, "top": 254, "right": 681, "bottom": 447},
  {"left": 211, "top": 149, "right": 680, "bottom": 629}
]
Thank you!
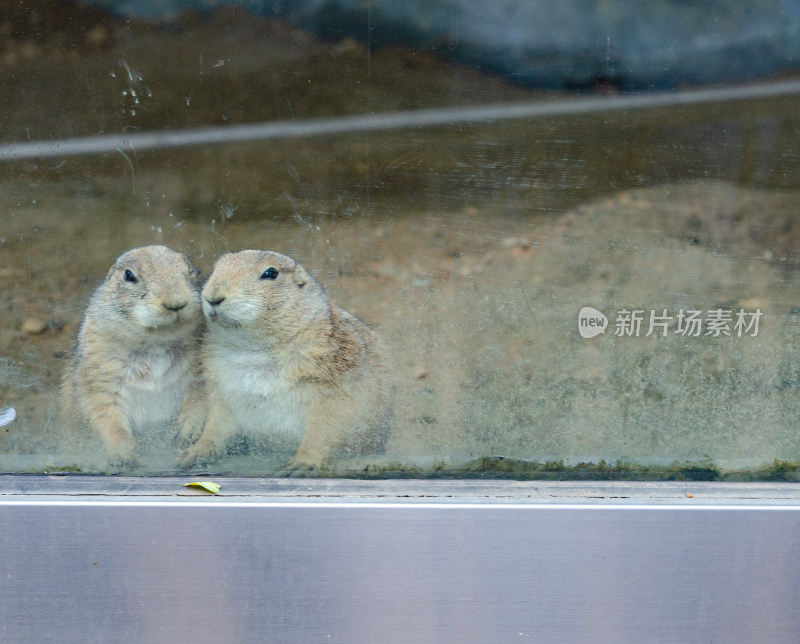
[
  {"left": 184, "top": 250, "right": 391, "bottom": 468},
  {"left": 61, "top": 245, "right": 203, "bottom": 462}
]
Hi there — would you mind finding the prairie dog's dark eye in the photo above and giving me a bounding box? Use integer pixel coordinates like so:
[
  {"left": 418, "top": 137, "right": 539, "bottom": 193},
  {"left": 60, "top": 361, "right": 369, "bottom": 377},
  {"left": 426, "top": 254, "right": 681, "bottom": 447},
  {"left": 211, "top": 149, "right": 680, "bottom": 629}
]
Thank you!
[
  {"left": 260, "top": 267, "right": 279, "bottom": 280},
  {"left": 123, "top": 269, "right": 138, "bottom": 283}
]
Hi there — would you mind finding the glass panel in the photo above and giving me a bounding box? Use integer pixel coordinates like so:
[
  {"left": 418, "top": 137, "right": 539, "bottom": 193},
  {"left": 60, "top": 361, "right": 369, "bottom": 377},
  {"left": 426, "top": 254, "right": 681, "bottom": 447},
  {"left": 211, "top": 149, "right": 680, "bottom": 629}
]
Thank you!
[{"left": 1, "top": 3, "right": 799, "bottom": 478}]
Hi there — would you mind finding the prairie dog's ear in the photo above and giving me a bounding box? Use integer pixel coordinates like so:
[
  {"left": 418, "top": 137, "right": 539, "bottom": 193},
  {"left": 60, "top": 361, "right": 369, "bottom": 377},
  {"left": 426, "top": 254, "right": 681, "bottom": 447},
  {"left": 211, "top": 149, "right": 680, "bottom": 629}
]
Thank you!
[{"left": 293, "top": 265, "right": 309, "bottom": 289}]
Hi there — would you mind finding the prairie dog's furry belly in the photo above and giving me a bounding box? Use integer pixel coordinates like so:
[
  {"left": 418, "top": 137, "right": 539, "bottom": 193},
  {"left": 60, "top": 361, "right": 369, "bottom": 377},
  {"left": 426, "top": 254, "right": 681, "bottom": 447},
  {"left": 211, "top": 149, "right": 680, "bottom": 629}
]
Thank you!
[
  {"left": 209, "top": 347, "right": 307, "bottom": 441},
  {"left": 120, "top": 347, "right": 189, "bottom": 430}
]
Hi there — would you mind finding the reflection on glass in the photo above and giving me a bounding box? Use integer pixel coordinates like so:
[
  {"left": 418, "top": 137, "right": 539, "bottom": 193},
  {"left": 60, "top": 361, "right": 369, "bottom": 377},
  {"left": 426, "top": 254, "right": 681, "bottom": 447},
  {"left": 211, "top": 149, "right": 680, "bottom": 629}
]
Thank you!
[{"left": 1, "top": 5, "right": 799, "bottom": 479}]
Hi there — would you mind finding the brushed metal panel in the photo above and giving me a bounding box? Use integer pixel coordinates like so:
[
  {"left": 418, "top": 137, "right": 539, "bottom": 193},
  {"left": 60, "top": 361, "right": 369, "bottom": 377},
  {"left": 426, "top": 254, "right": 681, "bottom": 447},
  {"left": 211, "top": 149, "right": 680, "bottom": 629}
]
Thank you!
[{"left": 1, "top": 503, "right": 799, "bottom": 643}]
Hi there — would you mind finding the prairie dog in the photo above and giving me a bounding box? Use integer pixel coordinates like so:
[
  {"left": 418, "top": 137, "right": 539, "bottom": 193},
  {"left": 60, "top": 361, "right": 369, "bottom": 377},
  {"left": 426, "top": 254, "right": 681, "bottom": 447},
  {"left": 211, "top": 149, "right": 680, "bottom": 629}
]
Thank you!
[
  {"left": 60, "top": 245, "right": 203, "bottom": 462},
  {"left": 184, "top": 250, "right": 391, "bottom": 468}
]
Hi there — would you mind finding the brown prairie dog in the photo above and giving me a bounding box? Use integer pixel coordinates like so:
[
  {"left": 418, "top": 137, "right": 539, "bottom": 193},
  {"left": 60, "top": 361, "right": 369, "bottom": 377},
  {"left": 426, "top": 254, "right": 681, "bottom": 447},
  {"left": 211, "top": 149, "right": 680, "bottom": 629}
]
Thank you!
[
  {"left": 184, "top": 249, "right": 391, "bottom": 468},
  {"left": 60, "top": 245, "right": 203, "bottom": 462}
]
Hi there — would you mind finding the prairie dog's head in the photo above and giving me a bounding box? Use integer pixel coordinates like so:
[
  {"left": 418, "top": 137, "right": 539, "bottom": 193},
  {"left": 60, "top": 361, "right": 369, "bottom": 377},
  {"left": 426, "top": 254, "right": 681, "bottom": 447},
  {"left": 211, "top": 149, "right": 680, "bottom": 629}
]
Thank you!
[
  {"left": 96, "top": 245, "right": 202, "bottom": 333},
  {"left": 202, "top": 250, "right": 328, "bottom": 333}
]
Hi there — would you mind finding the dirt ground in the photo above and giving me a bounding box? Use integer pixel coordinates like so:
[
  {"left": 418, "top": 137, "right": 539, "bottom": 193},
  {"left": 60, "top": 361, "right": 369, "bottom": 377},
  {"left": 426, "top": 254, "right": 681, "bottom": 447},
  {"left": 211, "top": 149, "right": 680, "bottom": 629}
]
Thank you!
[{"left": 1, "top": 4, "right": 800, "bottom": 477}]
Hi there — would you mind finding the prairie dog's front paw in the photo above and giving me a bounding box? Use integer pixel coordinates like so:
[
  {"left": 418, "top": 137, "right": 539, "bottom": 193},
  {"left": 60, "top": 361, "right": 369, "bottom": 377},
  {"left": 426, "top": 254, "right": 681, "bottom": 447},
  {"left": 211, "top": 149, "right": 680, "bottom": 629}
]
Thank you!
[
  {"left": 177, "top": 412, "right": 204, "bottom": 446},
  {"left": 182, "top": 440, "right": 221, "bottom": 469},
  {"left": 104, "top": 435, "right": 136, "bottom": 464},
  {"left": 282, "top": 451, "right": 326, "bottom": 477}
]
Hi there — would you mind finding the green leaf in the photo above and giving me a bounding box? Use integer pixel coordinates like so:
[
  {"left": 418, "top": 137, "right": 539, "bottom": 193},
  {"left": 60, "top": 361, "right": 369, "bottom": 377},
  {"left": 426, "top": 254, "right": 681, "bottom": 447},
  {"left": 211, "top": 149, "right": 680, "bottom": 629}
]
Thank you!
[{"left": 182, "top": 481, "right": 221, "bottom": 494}]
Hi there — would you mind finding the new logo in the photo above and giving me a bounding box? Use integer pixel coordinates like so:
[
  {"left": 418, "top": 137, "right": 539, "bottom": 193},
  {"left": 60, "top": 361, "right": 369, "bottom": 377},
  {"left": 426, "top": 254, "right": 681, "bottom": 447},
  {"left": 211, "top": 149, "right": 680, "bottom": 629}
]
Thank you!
[{"left": 578, "top": 307, "right": 608, "bottom": 338}]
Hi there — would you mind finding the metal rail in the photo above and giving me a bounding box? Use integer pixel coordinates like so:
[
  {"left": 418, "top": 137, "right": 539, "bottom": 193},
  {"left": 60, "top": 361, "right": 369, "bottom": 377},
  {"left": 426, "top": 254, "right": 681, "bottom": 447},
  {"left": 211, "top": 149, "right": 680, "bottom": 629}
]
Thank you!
[{"left": 2, "top": 79, "right": 800, "bottom": 161}]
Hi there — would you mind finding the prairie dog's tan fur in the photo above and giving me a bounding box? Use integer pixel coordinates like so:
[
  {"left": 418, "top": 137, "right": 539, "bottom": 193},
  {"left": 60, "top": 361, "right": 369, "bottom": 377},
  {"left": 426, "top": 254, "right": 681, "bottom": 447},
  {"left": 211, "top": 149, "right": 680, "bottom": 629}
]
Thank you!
[
  {"left": 184, "top": 250, "right": 391, "bottom": 468},
  {"left": 60, "top": 245, "right": 203, "bottom": 462}
]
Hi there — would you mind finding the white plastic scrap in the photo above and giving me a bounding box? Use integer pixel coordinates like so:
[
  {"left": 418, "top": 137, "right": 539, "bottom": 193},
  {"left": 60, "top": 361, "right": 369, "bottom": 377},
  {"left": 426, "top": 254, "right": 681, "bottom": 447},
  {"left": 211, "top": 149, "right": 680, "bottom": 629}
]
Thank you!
[{"left": 0, "top": 407, "right": 16, "bottom": 426}]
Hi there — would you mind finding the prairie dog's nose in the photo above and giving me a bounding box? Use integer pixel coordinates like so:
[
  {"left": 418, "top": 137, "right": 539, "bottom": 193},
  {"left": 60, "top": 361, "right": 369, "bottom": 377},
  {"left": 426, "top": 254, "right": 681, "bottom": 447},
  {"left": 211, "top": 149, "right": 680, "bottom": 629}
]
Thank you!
[
  {"left": 163, "top": 300, "right": 188, "bottom": 312},
  {"left": 202, "top": 278, "right": 227, "bottom": 305}
]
